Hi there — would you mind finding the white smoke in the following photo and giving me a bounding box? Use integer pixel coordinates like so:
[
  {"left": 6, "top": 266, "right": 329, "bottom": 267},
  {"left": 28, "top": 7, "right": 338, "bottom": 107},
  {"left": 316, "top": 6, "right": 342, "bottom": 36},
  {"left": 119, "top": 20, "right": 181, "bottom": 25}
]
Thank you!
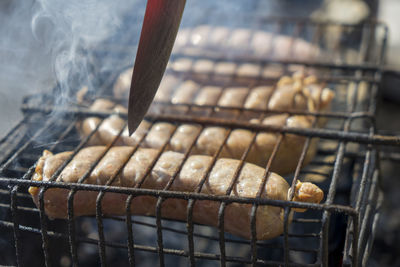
[
  {"left": 0, "top": 0, "right": 277, "bottom": 137},
  {"left": 0, "top": 0, "right": 140, "bottom": 136},
  {"left": 32, "top": 0, "right": 140, "bottom": 111}
]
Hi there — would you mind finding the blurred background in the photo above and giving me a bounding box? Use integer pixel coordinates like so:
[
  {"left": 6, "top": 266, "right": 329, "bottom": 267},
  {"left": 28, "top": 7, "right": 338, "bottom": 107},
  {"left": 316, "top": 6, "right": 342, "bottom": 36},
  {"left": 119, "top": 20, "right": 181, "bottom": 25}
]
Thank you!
[{"left": 0, "top": 0, "right": 399, "bottom": 266}]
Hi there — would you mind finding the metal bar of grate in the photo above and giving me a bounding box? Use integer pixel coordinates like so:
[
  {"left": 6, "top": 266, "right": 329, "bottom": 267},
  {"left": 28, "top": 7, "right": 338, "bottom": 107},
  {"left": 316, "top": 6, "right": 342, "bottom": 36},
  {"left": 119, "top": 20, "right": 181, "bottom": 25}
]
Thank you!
[
  {"left": 156, "top": 128, "right": 203, "bottom": 267},
  {"left": 215, "top": 84, "right": 262, "bottom": 266},
  {"left": 10, "top": 186, "right": 20, "bottom": 267},
  {"left": 21, "top": 100, "right": 377, "bottom": 121},
  {"left": 0, "top": 214, "right": 320, "bottom": 253},
  {"left": 125, "top": 195, "right": 136, "bottom": 267},
  {"left": 0, "top": 177, "right": 361, "bottom": 215},
  {"left": 0, "top": 115, "right": 79, "bottom": 267},
  {"left": 0, "top": 18, "right": 388, "bottom": 267},
  {"left": 0, "top": 117, "right": 27, "bottom": 145},
  {"left": 361, "top": 172, "right": 382, "bottom": 266},
  {"left": 7, "top": 102, "right": 112, "bottom": 266},
  {"left": 65, "top": 117, "right": 130, "bottom": 266},
  {"left": 169, "top": 53, "right": 385, "bottom": 71},
  {"left": 97, "top": 123, "right": 153, "bottom": 267},
  {"left": 184, "top": 85, "right": 238, "bottom": 266},
  {"left": 284, "top": 123, "right": 320, "bottom": 265},
  {"left": 0, "top": 219, "right": 322, "bottom": 267},
  {"left": 0, "top": 204, "right": 320, "bottom": 249},
  {"left": 250, "top": 134, "right": 284, "bottom": 266},
  {"left": 17, "top": 104, "right": 400, "bottom": 146},
  {"left": 95, "top": 122, "right": 130, "bottom": 266},
  {"left": 321, "top": 69, "right": 366, "bottom": 266},
  {"left": 37, "top": 113, "right": 115, "bottom": 266},
  {"left": 218, "top": 132, "right": 258, "bottom": 266},
  {"left": 0, "top": 116, "right": 59, "bottom": 173},
  {"left": 342, "top": 29, "right": 384, "bottom": 264}
]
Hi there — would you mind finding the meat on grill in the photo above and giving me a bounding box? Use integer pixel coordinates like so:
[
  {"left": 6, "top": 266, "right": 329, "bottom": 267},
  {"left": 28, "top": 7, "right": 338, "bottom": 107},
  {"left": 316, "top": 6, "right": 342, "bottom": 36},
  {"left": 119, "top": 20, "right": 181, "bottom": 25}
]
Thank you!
[
  {"left": 28, "top": 146, "right": 323, "bottom": 240},
  {"left": 172, "top": 25, "right": 320, "bottom": 61},
  {"left": 77, "top": 73, "right": 334, "bottom": 174}
]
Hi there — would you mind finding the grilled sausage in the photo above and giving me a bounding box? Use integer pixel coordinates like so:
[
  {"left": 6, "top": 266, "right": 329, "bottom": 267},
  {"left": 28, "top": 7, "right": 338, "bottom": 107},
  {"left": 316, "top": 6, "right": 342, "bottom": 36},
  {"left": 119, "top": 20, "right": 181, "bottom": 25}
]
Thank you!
[
  {"left": 244, "top": 86, "right": 274, "bottom": 110},
  {"left": 29, "top": 147, "right": 323, "bottom": 240},
  {"left": 113, "top": 69, "right": 181, "bottom": 102},
  {"left": 78, "top": 75, "right": 334, "bottom": 174},
  {"left": 76, "top": 99, "right": 151, "bottom": 146},
  {"left": 173, "top": 25, "right": 320, "bottom": 61},
  {"left": 195, "top": 114, "right": 319, "bottom": 175}
]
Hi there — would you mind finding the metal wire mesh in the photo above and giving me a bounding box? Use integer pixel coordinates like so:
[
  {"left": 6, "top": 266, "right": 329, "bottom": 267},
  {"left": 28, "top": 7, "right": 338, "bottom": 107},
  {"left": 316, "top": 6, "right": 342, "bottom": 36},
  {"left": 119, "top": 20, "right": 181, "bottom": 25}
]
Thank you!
[{"left": 0, "top": 19, "right": 391, "bottom": 267}]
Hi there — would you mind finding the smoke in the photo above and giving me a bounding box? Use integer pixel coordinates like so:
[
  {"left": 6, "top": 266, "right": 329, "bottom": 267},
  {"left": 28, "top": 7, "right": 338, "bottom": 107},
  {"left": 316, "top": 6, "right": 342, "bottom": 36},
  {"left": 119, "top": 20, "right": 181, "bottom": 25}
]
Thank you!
[
  {"left": 0, "top": 0, "right": 142, "bottom": 136},
  {"left": 31, "top": 0, "right": 141, "bottom": 111},
  {"left": 0, "top": 0, "right": 282, "bottom": 137}
]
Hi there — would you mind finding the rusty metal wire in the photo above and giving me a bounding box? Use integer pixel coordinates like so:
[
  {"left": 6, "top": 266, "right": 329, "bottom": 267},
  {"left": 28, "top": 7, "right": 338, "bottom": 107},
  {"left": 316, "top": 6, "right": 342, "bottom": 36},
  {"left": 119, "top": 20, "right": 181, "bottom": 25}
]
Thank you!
[{"left": 0, "top": 19, "right": 389, "bottom": 267}]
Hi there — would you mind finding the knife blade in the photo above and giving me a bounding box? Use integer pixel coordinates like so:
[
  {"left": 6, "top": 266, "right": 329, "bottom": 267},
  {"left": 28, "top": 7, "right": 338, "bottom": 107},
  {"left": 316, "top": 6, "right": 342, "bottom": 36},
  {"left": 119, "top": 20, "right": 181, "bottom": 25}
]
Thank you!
[{"left": 128, "top": 0, "right": 186, "bottom": 135}]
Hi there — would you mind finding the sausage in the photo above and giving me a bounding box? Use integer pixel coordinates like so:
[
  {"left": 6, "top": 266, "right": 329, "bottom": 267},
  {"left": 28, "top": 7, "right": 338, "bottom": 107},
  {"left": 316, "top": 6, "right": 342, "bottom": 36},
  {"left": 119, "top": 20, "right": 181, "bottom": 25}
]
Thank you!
[
  {"left": 237, "top": 63, "right": 262, "bottom": 78},
  {"left": 154, "top": 74, "right": 182, "bottom": 102},
  {"left": 214, "top": 62, "right": 237, "bottom": 76},
  {"left": 188, "top": 25, "right": 211, "bottom": 47},
  {"left": 169, "top": 57, "right": 193, "bottom": 72},
  {"left": 250, "top": 31, "right": 273, "bottom": 56},
  {"left": 227, "top": 28, "right": 252, "bottom": 50},
  {"left": 244, "top": 86, "right": 274, "bottom": 110},
  {"left": 217, "top": 87, "right": 249, "bottom": 117},
  {"left": 221, "top": 115, "right": 319, "bottom": 174},
  {"left": 192, "top": 59, "right": 215, "bottom": 74},
  {"left": 262, "top": 64, "right": 285, "bottom": 79},
  {"left": 194, "top": 86, "right": 222, "bottom": 106},
  {"left": 173, "top": 25, "right": 319, "bottom": 61},
  {"left": 113, "top": 68, "right": 132, "bottom": 99},
  {"left": 173, "top": 28, "right": 189, "bottom": 50},
  {"left": 115, "top": 29, "right": 317, "bottom": 100},
  {"left": 113, "top": 70, "right": 181, "bottom": 102},
  {"left": 28, "top": 147, "right": 324, "bottom": 240},
  {"left": 208, "top": 26, "right": 231, "bottom": 47},
  {"left": 193, "top": 114, "right": 318, "bottom": 175},
  {"left": 171, "top": 80, "right": 200, "bottom": 105},
  {"left": 192, "top": 85, "right": 223, "bottom": 116},
  {"left": 78, "top": 75, "right": 334, "bottom": 174},
  {"left": 76, "top": 99, "right": 151, "bottom": 147}
]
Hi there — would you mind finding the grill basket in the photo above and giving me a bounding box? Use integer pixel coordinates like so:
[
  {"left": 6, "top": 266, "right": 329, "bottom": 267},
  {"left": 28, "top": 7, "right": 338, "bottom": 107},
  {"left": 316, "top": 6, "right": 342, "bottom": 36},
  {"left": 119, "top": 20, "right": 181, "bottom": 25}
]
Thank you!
[{"left": 0, "top": 18, "right": 392, "bottom": 267}]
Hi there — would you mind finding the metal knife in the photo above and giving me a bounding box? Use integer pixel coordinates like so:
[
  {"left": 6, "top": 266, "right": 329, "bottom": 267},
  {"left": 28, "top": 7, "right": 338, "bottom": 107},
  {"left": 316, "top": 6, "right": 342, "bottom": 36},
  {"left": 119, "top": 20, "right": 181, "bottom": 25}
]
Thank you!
[{"left": 128, "top": 0, "right": 186, "bottom": 135}]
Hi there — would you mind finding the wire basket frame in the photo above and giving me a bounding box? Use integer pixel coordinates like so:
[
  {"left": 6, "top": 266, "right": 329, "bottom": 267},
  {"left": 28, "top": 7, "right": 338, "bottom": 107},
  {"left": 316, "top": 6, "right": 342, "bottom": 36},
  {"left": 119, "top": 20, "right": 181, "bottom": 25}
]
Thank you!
[{"left": 0, "top": 19, "right": 390, "bottom": 267}]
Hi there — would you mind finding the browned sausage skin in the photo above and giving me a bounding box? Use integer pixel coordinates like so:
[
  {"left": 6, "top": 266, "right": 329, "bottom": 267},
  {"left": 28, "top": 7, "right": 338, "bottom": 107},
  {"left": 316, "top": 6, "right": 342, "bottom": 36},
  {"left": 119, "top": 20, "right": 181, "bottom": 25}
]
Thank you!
[
  {"left": 29, "top": 147, "right": 323, "bottom": 240},
  {"left": 77, "top": 74, "right": 334, "bottom": 174}
]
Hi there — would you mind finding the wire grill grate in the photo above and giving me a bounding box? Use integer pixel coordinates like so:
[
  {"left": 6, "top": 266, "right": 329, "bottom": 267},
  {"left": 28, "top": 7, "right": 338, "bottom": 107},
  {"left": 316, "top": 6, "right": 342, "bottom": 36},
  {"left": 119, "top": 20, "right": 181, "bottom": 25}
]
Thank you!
[{"left": 0, "top": 18, "right": 390, "bottom": 267}]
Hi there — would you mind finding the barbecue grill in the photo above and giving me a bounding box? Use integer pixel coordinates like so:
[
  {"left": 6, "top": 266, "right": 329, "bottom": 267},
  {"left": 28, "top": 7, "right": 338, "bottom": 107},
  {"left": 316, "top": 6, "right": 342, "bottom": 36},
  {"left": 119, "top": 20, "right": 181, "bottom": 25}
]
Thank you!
[{"left": 0, "top": 16, "right": 395, "bottom": 267}]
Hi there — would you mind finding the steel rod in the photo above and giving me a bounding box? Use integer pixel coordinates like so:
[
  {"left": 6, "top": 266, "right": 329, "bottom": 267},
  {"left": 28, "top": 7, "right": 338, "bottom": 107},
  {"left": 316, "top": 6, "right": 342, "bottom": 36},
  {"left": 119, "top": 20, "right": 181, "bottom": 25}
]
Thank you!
[
  {"left": 0, "top": 18, "right": 388, "bottom": 267},
  {"left": 0, "top": 177, "right": 359, "bottom": 215}
]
